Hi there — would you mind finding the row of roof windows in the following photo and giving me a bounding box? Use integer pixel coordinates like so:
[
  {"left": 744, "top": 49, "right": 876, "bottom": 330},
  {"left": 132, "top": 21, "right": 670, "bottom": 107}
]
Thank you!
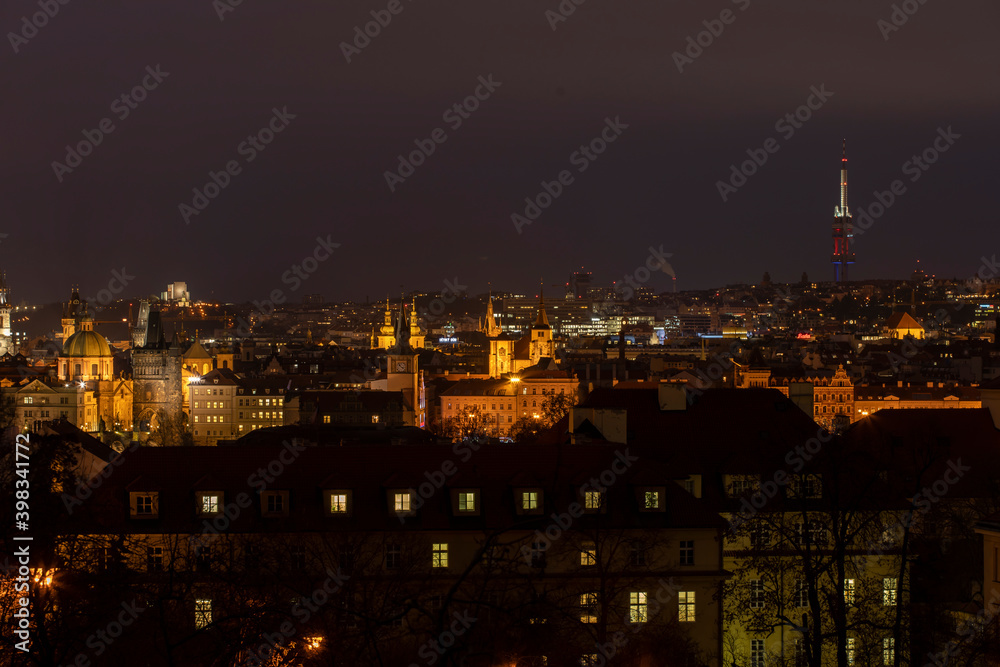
[{"left": 127, "top": 487, "right": 670, "bottom": 520}]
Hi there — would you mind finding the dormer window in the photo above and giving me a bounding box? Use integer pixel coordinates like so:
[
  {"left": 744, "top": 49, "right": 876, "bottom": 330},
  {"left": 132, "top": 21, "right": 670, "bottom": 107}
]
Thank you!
[
  {"left": 515, "top": 488, "right": 543, "bottom": 515},
  {"left": 453, "top": 489, "right": 480, "bottom": 515},
  {"left": 261, "top": 491, "right": 289, "bottom": 517},
  {"left": 197, "top": 492, "right": 223, "bottom": 516},
  {"left": 130, "top": 492, "right": 159, "bottom": 518},
  {"left": 391, "top": 490, "right": 415, "bottom": 517},
  {"left": 324, "top": 490, "right": 352, "bottom": 516},
  {"left": 638, "top": 487, "right": 666, "bottom": 512}
]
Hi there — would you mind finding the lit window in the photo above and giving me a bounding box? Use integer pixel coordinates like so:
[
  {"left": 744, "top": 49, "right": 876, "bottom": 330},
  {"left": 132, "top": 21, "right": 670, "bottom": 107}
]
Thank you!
[
  {"left": 580, "top": 593, "right": 598, "bottom": 623},
  {"left": 458, "top": 492, "right": 476, "bottom": 512},
  {"left": 883, "top": 637, "right": 894, "bottom": 665},
  {"left": 678, "top": 591, "right": 695, "bottom": 622},
  {"left": 580, "top": 542, "right": 596, "bottom": 566},
  {"left": 201, "top": 494, "right": 219, "bottom": 514},
  {"left": 846, "top": 638, "right": 855, "bottom": 665},
  {"left": 394, "top": 493, "right": 411, "bottom": 512},
  {"left": 195, "top": 598, "right": 212, "bottom": 629},
  {"left": 629, "top": 591, "right": 647, "bottom": 624},
  {"left": 644, "top": 491, "right": 660, "bottom": 509},
  {"left": 844, "top": 578, "right": 855, "bottom": 605},
  {"left": 584, "top": 491, "right": 602, "bottom": 510},
  {"left": 432, "top": 543, "right": 448, "bottom": 568},
  {"left": 883, "top": 578, "right": 897, "bottom": 606},
  {"left": 522, "top": 491, "right": 538, "bottom": 510},
  {"left": 330, "top": 494, "right": 347, "bottom": 513}
]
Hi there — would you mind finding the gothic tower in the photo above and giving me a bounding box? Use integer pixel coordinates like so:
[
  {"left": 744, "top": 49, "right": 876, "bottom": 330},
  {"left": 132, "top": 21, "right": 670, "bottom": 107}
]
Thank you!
[
  {"left": 131, "top": 309, "right": 183, "bottom": 445},
  {"left": 387, "top": 307, "right": 421, "bottom": 426},
  {"left": 485, "top": 294, "right": 513, "bottom": 378},
  {"left": 529, "top": 285, "right": 555, "bottom": 365}
]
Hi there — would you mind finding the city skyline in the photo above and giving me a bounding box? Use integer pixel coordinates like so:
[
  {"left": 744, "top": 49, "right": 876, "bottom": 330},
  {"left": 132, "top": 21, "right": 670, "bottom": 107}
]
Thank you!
[{"left": 2, "top": 1, "right": 997, "bottom": 303}]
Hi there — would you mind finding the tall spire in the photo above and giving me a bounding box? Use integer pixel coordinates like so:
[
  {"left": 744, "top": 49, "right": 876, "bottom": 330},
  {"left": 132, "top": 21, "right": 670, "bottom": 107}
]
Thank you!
[
  {"left": 534, "top": 281, "right": 550, "bottom": 329},
  {"left": 485, "top": 291, "right": 501, "bottom": 338},
  {"left": 832, "top": 139, "right": 855, "bottom": 283},
  {"left": 838, "top": 138, "right": 849, "bottom": 216}
]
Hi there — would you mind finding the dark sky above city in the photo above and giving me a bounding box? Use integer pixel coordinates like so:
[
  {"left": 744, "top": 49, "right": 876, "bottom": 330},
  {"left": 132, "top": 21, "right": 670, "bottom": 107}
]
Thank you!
[{"left": 2, "top": 0, "right": 998, "bottom": 304}]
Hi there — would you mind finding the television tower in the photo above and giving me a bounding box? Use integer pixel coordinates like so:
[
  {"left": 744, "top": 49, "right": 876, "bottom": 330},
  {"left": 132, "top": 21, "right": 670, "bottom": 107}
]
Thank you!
[{"left": 831, "top": 139, "right": 855, "bottom": 282}]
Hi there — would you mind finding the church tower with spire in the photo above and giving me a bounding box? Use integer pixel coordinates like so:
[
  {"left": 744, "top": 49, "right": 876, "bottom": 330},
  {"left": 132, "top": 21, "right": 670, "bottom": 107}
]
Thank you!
[
  {"left": 408, "top": 298, "right": 425, "bottom": 349},
  {"left": 486, "top": 293, "right": 514, "bottom": 378},
  {"left": 376, "top": 297, "right": 397, "bottom": 349},
  {"left": 387, "top": 304, "right": 422, "bottom": 426},
  {"left": 529, "top": 284, "right": 554, "bottom": 365},
  {"left": 0, "top": 271, "right": 11, "bottom": 355}
]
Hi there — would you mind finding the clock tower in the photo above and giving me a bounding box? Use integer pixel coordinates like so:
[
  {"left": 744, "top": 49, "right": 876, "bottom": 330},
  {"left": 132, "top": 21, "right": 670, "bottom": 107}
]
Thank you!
[{"left": 386, "top": 307, "right": 422, "bottom": 426}]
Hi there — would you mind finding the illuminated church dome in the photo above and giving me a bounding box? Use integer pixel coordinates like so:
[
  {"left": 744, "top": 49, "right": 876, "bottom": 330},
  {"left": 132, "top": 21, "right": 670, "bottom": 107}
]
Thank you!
[
  {"left": 63, "top": 329, "right": 113, "bottom": 358},
  {"left": 59, "top": 316, "right": 114, "bottom": 382}
]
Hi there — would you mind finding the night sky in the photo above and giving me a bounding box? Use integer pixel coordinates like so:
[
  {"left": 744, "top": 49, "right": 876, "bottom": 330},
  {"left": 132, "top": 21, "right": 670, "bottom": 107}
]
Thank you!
[{"left": 2, "top": 0, "right": 998, "bottom": 304}]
